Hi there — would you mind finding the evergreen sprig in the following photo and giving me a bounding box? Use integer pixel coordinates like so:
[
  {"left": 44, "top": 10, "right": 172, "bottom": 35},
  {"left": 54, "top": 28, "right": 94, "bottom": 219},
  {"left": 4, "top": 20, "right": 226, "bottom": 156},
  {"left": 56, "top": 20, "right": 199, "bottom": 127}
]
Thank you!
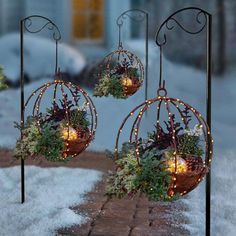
[
  {"left": 178, "top": 134, "right": 204, "bottom": 157},
  {"left": 106, "top": 142, "right": 178, "bottom": 201},
  {"left": 35, "top": 121, "right": 65, "bottom": 162},
  {"left": 135, "top": 156, "right": 172, "bottom": 201},
  {"left": 70, "top": 109, "right": 90, "bottom": 130}
]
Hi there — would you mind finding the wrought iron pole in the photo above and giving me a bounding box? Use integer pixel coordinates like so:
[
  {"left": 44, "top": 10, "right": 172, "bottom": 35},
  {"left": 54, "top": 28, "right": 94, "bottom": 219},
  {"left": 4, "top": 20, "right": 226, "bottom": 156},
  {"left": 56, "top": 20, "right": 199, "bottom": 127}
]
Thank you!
[
  {"left": 155, "top": 7, "right": 213, "bottom": 236},
  {"left": 145, "top": 13, "right": 148, "bottom": 101},
  {"left": 19, "top": 15, "right": 61, "bottom": 203},
  {"left": 116, "top": 9, "right": 149, "bottom": 101},
  {"left": 206, "top": 13, "right": 212, "bottom": 236},
  {"left": 20, "top": 20, "right": 25, "bottom": 204}
]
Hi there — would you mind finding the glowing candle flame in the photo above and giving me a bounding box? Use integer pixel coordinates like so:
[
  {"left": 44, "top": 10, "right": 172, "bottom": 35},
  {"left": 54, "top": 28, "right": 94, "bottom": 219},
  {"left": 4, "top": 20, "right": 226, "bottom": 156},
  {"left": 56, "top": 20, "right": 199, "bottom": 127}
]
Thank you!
[
  {"left": 61, "top": 127, "right": 78, "bottom": 141},
  {"left": 121, "top": 76, "right": 133, "bottom": 87},
  {"left": 166, "top": 156, "right": 187, "bottom": 173}
]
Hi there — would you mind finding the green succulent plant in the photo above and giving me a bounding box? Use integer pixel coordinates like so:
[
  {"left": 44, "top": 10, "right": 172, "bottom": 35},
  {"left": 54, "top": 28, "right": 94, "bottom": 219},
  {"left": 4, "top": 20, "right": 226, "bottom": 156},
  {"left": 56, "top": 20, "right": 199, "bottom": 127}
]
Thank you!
[
  {"left": 14, "top": 117, "right": 41, "bottom": 160},
  {"left": 94, "top": 74, "right": 126, "bottom": 99}
]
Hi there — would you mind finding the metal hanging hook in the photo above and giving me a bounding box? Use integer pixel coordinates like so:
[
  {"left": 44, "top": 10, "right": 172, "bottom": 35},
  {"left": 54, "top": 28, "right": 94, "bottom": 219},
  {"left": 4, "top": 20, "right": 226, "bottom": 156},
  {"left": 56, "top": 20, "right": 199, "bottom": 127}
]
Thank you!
[
  {"left": 157, "top": 45, "right": 167, "bottom": 96},
  {"left": 159, "top": 45, "right": 163, "bottom": 88},
  {"left": 55, "top": 40, "right": 59, "bottom": 74},
  {"left": 118, "top": 24, "right": 123, "bottom": 49}
]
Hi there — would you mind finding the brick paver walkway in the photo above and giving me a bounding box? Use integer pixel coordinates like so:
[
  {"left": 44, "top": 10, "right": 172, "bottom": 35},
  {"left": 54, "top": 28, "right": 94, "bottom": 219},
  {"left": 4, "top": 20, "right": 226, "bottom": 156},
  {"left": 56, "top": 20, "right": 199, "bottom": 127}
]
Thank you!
[
  {"left": 0, "top": 149, "right": 190, "bottom": 236},
  {"left": 57, "top": 180, "right": 189, "bottom": 236}
]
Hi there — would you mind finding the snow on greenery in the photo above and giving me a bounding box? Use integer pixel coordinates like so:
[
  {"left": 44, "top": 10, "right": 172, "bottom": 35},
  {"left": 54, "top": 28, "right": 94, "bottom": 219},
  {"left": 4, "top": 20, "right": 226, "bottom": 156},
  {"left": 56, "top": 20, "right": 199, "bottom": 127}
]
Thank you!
[{"left": 0, "top": 166, "right": 102, "bottom": 236}]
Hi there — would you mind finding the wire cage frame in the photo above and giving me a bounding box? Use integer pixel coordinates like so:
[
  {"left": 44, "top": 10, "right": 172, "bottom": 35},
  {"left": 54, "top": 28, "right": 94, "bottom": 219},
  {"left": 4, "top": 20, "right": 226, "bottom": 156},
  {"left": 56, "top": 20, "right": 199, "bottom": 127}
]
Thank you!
[
  {"left": 96, "top": 48, "right": 144, "bottom": 97},
  {"left": 116, "top": 9, "right": 149, "bottom": 100},
  {"left": 23, "top": 77, "right": 97, "bottom": 159},
  {"left": 115, "top": 87, "right": 213, "bottom": 197},
  {"left": 94, "top": 9, "right": 148, "bottom": 99}
]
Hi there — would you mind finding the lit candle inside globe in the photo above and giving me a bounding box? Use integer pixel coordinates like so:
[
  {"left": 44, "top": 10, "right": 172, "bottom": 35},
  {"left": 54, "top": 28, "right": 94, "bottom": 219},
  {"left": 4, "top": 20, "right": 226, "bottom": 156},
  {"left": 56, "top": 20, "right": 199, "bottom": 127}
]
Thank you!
[
  {"left": 121, "top": 76, "right": 133, "bottom": 87},
  {"left": 61, "top": 127, "right": 78, "bottom": 141},
  {"left": 166, "top": 156, "right": 187, "bottom": 173}
]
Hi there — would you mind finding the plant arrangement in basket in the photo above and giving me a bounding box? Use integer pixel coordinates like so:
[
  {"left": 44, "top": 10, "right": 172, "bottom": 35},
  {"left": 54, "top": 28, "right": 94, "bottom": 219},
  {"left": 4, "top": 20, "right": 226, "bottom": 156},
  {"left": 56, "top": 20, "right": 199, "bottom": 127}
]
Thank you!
[
  {"left": 14, "top": 92, "right": 91, "bottom": 162},
  {"left": 0, "top": 66, "right": 8, "bottom": 91},
  {"left": 106, "top": 110, "right": 206, "bottom": 201},
  {"left": 94, "top": 57, "right": 141, "bottom": 99}
]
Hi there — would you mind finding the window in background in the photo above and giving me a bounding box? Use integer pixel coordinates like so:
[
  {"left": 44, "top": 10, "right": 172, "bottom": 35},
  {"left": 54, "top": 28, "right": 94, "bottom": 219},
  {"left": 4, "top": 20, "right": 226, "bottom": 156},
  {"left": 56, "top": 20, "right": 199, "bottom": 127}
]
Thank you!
[{"left": 72, "top": 0, "right": 104, "bottom": 42}]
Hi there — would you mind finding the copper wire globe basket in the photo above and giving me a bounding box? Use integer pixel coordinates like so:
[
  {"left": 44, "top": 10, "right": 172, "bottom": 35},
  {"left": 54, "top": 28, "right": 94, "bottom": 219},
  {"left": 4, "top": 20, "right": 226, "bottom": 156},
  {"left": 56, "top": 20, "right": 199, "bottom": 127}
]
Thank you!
[
  {"left": 115, "top": 88, "right": 213, "bottom": 197},
  {"left": 94, "top": 49, "right": 144, "bottom": 98},
  {"left": 24, "top": 78, "right": 97, "bottom": 160}
]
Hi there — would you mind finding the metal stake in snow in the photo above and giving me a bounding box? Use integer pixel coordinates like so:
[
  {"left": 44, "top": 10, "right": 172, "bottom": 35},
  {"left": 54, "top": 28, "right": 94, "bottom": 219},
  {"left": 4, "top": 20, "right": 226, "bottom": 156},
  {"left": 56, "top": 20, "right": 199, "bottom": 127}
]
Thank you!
[
  {"left": 155, "top": 7, "right": 212, "bottom": 236},
  {"left": 20, "top": 15, "right": 61, "bottom": 203},
  {"left": 116, "top": 9, "right": 149, "bottom": 101}
]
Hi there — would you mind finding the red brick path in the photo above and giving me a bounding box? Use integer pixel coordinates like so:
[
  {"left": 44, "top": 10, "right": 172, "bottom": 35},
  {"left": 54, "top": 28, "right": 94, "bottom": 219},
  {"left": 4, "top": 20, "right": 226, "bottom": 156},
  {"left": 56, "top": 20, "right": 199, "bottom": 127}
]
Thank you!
[{"left": 0, "top": 149, "right": 190, "bottom": 236}]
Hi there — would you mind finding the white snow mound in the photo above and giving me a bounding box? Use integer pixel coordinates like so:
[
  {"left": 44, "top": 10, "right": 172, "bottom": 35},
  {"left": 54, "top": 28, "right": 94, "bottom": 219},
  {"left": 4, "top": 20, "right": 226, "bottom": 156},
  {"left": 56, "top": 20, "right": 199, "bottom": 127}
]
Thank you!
[
  {"left": 0, "top": 166, "right": 102, "bottom": 236},
  {"left": 0, "top": 33, "right": 86, "bottom": 82}
]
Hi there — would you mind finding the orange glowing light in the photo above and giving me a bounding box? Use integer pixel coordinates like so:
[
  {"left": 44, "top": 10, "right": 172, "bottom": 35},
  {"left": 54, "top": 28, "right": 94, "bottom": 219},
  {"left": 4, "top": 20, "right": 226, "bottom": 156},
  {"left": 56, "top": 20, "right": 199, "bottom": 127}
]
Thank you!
[
  {"left": 61, "top": 127, "right": 78, "bottom": 141},
  {"left": 121, "top": 76, "right": 133, "bottom": 87},
  {"left": 166, "top": 156, "right": 187, "bottom": 173}
]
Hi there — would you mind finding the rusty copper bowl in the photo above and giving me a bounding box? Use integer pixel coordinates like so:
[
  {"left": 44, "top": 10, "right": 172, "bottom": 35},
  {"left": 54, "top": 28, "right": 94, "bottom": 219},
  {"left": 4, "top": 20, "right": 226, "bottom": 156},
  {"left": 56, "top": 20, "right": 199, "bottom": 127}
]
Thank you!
[
  {"left": 168, "top": 155, "right": 208, "bottom": 196},
  {"left": 122, "top": 77, "right": 141, "bottom": 96},
  {"left": 64, "top": 129, "right": 91, "bottom": 157}
]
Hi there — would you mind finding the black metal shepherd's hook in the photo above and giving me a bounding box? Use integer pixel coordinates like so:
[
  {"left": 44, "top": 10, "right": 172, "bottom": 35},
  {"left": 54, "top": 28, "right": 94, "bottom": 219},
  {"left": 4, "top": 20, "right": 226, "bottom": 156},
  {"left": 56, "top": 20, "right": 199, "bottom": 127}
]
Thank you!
[
  {"left": 116, "top": 9, "right": 149, "bottom": 101},
  {"left": 155, "top": 7, "right": 212, "bottom": 236},
  {"left": 20, "top": 15, "right": 61, "bottom": 203}
]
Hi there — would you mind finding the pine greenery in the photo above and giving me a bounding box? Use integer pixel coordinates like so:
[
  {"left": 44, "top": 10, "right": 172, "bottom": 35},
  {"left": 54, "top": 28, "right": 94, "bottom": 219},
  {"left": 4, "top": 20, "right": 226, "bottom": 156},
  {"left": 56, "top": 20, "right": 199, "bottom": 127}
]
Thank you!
[
  {"left": 35, "top": 122, "right": 65, "bottom": 162},
  {"left": 178, "top": 134, "right": 204, "bottom": 157},
  {"left": 70, "top": 109, "right": 90, "bottom": 130},
  {"left": 135, "top": 156, "right": 172, "bottom": 201},
  {"left": 106, "top": 143, "right": 176, "bottom": 201}
]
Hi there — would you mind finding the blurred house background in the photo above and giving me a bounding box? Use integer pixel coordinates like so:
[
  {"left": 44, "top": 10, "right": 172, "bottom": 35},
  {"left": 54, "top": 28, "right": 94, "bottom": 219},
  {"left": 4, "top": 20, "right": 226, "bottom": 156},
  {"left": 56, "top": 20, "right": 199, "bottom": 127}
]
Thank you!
[
  {"left": 0, "top": 0, "right": 130, "bottom": 59},
  {"left": 132, "top": 0, "right": 235, "bottom": 75},
  {"left": 0, "top": 0, "right": 234, "bottom": 75}
]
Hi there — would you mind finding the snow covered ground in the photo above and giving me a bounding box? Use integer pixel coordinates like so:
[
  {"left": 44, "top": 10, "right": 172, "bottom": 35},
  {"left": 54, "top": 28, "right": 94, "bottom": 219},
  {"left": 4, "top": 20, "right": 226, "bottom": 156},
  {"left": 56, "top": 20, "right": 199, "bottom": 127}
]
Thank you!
[
  {"left": 0, "top": 166, "right": 102, "bottom": 236},
  {"left": 182, "top": 150, "right": 236, "bottom": 236},
  {"left": 0, "top": 40, "right": 236, "bottom": 235}
]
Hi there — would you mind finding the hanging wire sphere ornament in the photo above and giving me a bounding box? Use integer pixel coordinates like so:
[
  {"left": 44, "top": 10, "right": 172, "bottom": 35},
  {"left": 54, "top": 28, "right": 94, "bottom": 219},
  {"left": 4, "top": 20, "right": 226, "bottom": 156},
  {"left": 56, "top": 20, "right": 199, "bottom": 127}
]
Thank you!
[
  {"left": 114, "top": 86, "right": 213, "bottom": 199},
  {"left": 21, "top": 74, "right": 97, "bottom": 161},
  {"left": 94, "top": 48, "right": 144, "bottom": 99}
]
